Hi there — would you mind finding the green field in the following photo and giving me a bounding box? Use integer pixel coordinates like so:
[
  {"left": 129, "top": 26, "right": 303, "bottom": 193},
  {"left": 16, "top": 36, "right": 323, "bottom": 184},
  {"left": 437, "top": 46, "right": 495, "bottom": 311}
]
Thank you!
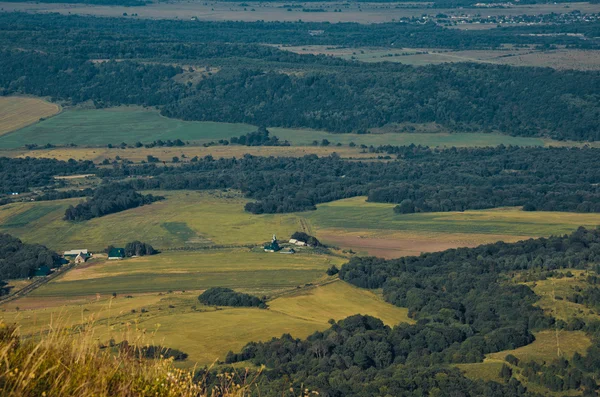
[
  {"left": 0, "top": 107, "right": 254, "bottom": 149},
  {"left": 30, "top": 249, "right": 344, "bottom": 297},
  {"left": 2, "top": 192, "right": 598, "bottom": 256},
  {"left": 305, "top": 197, "right": 600, "bottom": 237},
  {"left": 0, "top": 107, "right": 548, "bottom": 150},
  {"left": 0, "top": 191, "right": 303, "bottom": 251}
]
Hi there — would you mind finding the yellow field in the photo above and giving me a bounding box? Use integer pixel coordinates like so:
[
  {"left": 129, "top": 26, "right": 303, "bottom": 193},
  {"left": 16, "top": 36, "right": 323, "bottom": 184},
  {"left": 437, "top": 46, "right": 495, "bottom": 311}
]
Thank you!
[
  {"left": 0, "top": 97, "right": 60, "bottom": 136},
  {"left": 488, "top": 330, "right": 591, "bottom": 363},
  {"left": 1, "top": 281, "right": 410, "bottom": 365},
  {"left": 5, "top": 145, "right": 370, "bottom": 162}
]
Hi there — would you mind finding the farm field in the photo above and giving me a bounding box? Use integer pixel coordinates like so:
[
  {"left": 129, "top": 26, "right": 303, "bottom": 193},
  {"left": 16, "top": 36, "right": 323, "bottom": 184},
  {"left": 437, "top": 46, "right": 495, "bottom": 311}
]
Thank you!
[
  {"left": 0, "top": 191, "right": 303, "bottom": 251},
  {"left": 1, "top": 280, "right": 410, "bottom": 365},
  {"left": 275, "top": 45, "right": 600, "bottom": 70},
  {"left": 0, "top": 97, "right": 60, "bottom": 136},
  {"left": 2, "top": 191, "right": 599, "bottom": 259},
  {"left": 5, "top": 145, "right": 372, "bottom": 162},
  {"left": 29, "top": 249, "right": 344, "bottom": 297},
  {"left": 1, "top": 1, "right": 598, "bottom": 23},
  {"left": 305, "top": 197, "right": 600, "bottom": 257},
  {"left": 0, "top": 107, "right": 550, "bottom": 150}
]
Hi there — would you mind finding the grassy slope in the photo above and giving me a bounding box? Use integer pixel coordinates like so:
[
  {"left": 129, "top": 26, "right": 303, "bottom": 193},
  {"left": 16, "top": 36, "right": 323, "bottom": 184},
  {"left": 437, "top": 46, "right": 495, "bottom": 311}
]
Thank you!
[
  {"left": 2, "top": 281, "right": 411, "bottom": 365},
  {"left": 3, "top": 192, "right": 598, "bottom": 254},
  {"left": 458, "top": 271, "right": 596, "bottom": 389},
  {"left": 0, "top": 107, "right": 547, "bottom": 149},
  {"left": 0, "top": 97, "right": 60, "bottom": 136},
  {"left": 0, "top": 191, "right": 303, "bottom": 251}
]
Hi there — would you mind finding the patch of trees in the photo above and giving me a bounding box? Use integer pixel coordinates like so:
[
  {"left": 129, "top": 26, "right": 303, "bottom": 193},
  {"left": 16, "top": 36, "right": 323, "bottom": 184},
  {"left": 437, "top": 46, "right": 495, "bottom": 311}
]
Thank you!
[
  {"left": 230, "top": 127, "right": 289, "bottom": 146},
  {"left": 198, "top": 287, "right": 267, "bottom": 308},
  {"left": 117, "top": 341, "right": 188, "bottom": 361},
  {"left": 124, "top": 241, "right": 157, "bottom": 257},
  {"left": 290, "top": 232, "right": 322, "bottom": 247},
  {"left": 103, "top": 146, "right": 600, "bottom": 214},
  {"left": 64, "top": 184, "right": 162, "bottom": 221},
  {"left": 0, "top": 157, "right": 95, "bottom": 196},
  {"left": 34, "top": 189, "right": 94, "bottom": 202},
  {"left": 0, "top": 233, "right": 61, "bottom": 280}
]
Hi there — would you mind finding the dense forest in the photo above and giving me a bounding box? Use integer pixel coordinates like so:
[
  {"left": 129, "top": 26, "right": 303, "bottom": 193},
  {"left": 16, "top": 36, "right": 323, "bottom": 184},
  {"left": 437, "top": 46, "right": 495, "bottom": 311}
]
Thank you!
[
  {"left": 101, "top": 146, "right": 600, "bottom": 214},
  {"left": 0, "top": 233, "right": 61, "bottom": 280},
  {"left": 1, "top": 13, "right": 597, "bottom": 51},
  {"left": 0, "top": 157, "right": 94, "bottom": 194},
  {"left": 221, "top": 228, "right": 600, "bottom": 396},
  {"left": 63, "top": 184, "right": 162, "bottom": 221},
  {"left": 1, "top": 12, "right": 599, "bottom": 140},
  {"left": 2, "top": 145, "right": 599, "bottom": 214},
  {"left": 198, "top": 287, "right": 267, "bottom": 308}
]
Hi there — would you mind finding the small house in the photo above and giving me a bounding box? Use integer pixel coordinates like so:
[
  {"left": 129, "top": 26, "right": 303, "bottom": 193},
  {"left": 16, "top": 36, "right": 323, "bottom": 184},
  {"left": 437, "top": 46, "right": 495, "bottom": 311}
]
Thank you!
[
  {"left": 294, "top": 241, "right": 307, "bottom": 247},
  {"left": 34, "top": 265, "right": 51, "bottom": 277},
  {"left": 64, "top": 249, "right": 89, "bottom": 261},
  {"left": 75, "top": 253, "right": 87, "bottom": 264},
  {"left": 108, "top": 248, "right": 126, "bottom": 260},
  {"left": 289, "top": 239, "right": 298, "bottom": 244}
]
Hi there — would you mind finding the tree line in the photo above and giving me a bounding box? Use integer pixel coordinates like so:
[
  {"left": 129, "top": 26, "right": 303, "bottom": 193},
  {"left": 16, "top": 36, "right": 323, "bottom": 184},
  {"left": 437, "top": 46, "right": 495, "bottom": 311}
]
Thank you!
[
  {"left": 99, "top": 146, "right": 600, "bottom": 214},
  {"left": 198, "top": 287, "right": 267, "bottom": 308},
  {"left": 64, "top": 184, "right": 162, "bottom": 221}
]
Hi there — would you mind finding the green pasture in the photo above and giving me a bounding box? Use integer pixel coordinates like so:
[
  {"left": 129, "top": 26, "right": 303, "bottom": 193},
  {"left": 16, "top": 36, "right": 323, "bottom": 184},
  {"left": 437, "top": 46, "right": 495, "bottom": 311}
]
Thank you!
[
  {"left": 0, "top": 107, "right": 254, "bottom": 149},
  {"left": 0, "top": 106, "right": 548, "bottom": 149},
  {"left": 31, "top": 249, "right": 344, "bottom": 297},
  {"left": 0, "top": 191, "right": 302, "bottom": 251},
  {"left": 304, "top": 197, "right": 600, "bottom": 237}
]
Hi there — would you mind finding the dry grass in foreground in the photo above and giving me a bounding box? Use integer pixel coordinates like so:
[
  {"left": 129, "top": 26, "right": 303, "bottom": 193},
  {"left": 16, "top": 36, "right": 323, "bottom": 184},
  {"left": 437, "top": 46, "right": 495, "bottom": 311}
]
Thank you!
[{"left": 0, "top": 320, "right": 258, "bottom": 397}]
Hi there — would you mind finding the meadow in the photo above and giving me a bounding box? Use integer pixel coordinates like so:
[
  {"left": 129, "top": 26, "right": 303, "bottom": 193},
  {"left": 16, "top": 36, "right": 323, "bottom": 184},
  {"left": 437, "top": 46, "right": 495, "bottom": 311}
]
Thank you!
[
  {"left": 0, "top": 96, "right": 60, "bottom": 136},
  {"left": 304, "top": 197, "right": 600, "bottom": 257},
  {"left": 0, "top": 106, "right": 549, "bottom": 150},
  {"left": 2, "top": 191, "right": 598, "bottom": 259},
  {"left": 29, "top": 249, "right": 345, "bottom": 297},
  {"left": 1, "top": 281, "right": 411, "bottom": 365},
  {"left": 0, "top": 191, "right": 303, "bottom": 251}
]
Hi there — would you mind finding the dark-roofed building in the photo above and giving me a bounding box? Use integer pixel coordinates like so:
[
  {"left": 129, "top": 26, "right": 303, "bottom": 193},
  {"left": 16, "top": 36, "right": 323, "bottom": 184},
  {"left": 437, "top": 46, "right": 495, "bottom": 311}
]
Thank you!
[{"left": 108, "top": 248, "right": 126, "bottom": 260}]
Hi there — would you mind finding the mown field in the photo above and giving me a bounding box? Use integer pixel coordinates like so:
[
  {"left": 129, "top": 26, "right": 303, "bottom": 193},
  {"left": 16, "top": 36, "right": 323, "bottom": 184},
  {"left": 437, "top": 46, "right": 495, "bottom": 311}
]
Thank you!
[
  {"left": 0, "top": 107, "right": 549, "bottom": 150},
  {"left": 1, "top": 280, "right": 411, "bottom": 365},
  {"left": 0, "top": 96, "right": 60, "bottom": 136},
  {"left": 29, "top": 249, "right": 345, "bottom": 297},
  {"left": 305, "top": 197, "right": 600, "bottom": 257}
]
